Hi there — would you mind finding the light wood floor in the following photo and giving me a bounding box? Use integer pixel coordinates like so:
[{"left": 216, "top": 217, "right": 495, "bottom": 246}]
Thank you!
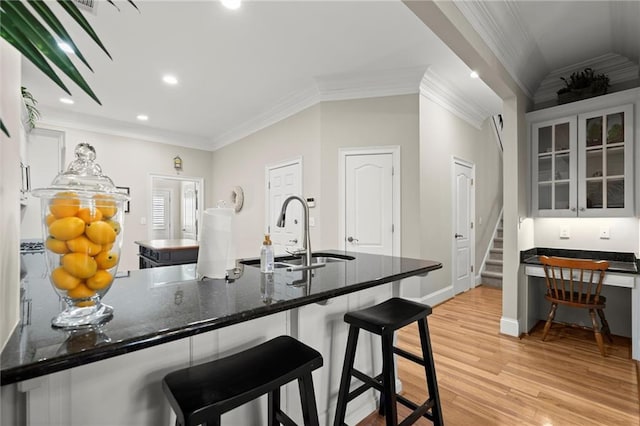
[{"left": 358, "top": 286, "right": 639, "bottom": 425}]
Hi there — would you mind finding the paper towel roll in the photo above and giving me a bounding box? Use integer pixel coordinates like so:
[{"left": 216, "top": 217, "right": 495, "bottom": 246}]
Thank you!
[{"left": 197, "top": 207, "right": 236, "bottom": 279}]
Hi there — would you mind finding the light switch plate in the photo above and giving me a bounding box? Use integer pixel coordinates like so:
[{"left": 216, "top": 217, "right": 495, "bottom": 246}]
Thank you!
[
  {"left": 559, "top": 227, "right": 570, "bottom": 239},
  {"left": 599, "top": 226, "right": 610, "bottom": 239}
]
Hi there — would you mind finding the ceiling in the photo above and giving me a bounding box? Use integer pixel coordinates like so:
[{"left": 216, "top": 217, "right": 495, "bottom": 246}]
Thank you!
[{"left": 21, "top": 1, "right": 640, "bottom": 152}]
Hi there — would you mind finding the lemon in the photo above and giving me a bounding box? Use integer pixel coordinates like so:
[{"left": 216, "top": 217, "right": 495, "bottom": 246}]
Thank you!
[
  {"left": 85, "top": 221, "right": 117, "bottom": 245},
  {"left": 62, "top": 253, "right": 98, "bottom": 279},
  {"left": 49, "top": 217, "right": 86, "bottom": 241},
  {"left": 67, "top": 283, "right": 96, "bottom": 300},
  {"left": 46, "top": 214, "right": 57, "bottom": 226},
  {"left": 95, "top": 251, "right": 119, "bottom": 269},
  {"left": 87, "top": 270, "right": 113, "bottom": 290},
  {"left": 93, "top": 194, "right": 117, "bottom": 219},
  {"left": 46, "top": 236, "right": 69, "bottom": 255},
  {"left": 66, "top": 235, "right": 103, "bottom": 256},
  {"left": 76, "top": 207, "right": 103, "bottom": 223},
  {"left": 49, "top": 191, "right": 80, "bottom": 218},
  {"left": 105, "top": 219, "right": 121, "bottom": 235},
  {"left": 51, "top": 267, "right": 81, "bottom": 290}
]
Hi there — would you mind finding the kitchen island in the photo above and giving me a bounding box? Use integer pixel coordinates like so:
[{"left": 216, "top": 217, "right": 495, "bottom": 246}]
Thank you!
[{"left": 1, "top": 250, "right": 441, "bottom": 425}]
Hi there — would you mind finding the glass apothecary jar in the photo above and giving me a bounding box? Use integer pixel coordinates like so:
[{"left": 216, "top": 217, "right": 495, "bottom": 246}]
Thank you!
[{"left": 32, "top": 143, "right": 129, "bottom": 328}]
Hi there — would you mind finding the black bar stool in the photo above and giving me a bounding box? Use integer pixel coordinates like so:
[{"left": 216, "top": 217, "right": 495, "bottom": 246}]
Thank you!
[
  {"left": 333, "top": 298, "right": 443, "bottom": 426},
  {"left": 162, "top": 335, "right": 323, "bottom": 426}
]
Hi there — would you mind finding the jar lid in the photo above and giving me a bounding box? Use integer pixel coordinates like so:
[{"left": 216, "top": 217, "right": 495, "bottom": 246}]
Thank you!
[{"left": 32, "top": 143, "right": 129, "bottom": 201}]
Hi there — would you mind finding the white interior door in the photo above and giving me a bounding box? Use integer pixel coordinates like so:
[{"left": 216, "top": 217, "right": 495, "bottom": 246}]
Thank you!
[
  {"left": 345, "top": 153, "right": 393, "bottom": 255},
  {"left": 266, "top": 161, "right": 302, "bottom": 255},
  {"left": 453, "top": 160, "right": 474, "bottom": 294},
  {"left": 181, "top": 181, "right": 198, "bottom": 240}
]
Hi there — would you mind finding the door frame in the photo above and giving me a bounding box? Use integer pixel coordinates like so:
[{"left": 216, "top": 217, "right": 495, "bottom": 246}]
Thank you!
[
  {"left": 450, "top": 157, "right": 476, "bottom": 293},
  {"left": 264, "top": 156, "right": 303, "bottom": 234},
  {"left": 338, "top": 146, "right": 401, "bottom": 256},
  {"left": 148, "top": 173, "right": 204, "bottom": 240}
]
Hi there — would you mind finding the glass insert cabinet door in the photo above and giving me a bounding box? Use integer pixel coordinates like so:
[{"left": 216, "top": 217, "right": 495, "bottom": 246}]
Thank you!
[
  {"left": 578, "top": 104, "right": 634, "bottom": 217},
  {"left": 532, "top": 117, "right": 577, "bottom": 216}
]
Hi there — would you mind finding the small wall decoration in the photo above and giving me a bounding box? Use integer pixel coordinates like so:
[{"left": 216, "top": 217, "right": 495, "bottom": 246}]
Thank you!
[
  {"left": 116, "top": 186, "right": 130, "bottom": 213},
  {"left": 173, "top": 155, "right": 183, "bottom": 171},
  {"left": 231, "top": 186, "right": 244, "bottom": 212}
]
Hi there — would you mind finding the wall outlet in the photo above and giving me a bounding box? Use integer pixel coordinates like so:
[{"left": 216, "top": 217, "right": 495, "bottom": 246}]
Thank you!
[
  {"left": 140, "top": 217, "right": 147, "bottom": 225},
  {"left": 559, "top": 227, "right": 570, "bottom": 239},
  {"left": 599, "top": 226, "right": 610, "bottom": 239}
]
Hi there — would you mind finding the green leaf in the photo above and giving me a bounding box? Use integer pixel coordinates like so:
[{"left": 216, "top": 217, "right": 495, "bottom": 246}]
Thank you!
[
  {"left": 26, "top": 0, "right": 94, "bottom": 72},
  {"left": 0, "top": 119, "right": 10, "bottom": 138},
  {"left": 3, "top": 1, "right": 102, "bottom": 104},
  {"left": 56, "top": 0, "right": 112, "bottom": 60},
  {"left": 0, "top": 10, "right": 72, "bottom": 96}
]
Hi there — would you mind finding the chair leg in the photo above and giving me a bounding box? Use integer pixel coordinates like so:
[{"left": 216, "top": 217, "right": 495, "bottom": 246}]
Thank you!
[
  {"left": 418, "top": 318, "right": 444, "bottom": 426},
  {"left": 268, "top": 386, "right": 280, "bottom": 426},
  {"left": 597, "top": 308, "right": 613, "bottom": 343},
  {"left": 381, "top": 333, "right": 398, "bottom": 426},
  {"left": 333, "top": 326, "right": 360, "bottom": 426},
  {"left": 542, "top": 303, "right": 558, "bottom": 341},
  {"left": 589, "top": 309, "right": 606, "bottom": 357},
  {"left": 298, "top": 373, "right": 320, "bottom": 426}
]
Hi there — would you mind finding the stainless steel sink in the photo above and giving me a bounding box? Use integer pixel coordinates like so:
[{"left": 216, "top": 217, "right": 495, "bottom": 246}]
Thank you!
[{"left": 240, "top": 253, "right": 355, "bottom": 271}]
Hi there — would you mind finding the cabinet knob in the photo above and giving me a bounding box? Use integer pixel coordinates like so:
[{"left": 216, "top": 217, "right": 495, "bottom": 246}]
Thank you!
[
  {"left": 347, "top": 236, "right": 358, "bottom": 243},
  {"left": 570, "top": 207, "right": 576, "bottom": 212},
  {"left": 579, "top": 207, "right": 586, "bottom": 212}
]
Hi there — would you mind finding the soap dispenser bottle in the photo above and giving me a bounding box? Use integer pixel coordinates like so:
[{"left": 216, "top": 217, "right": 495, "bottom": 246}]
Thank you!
[{"left": 260, "top": 234, "right": 274, "bottom": 273}]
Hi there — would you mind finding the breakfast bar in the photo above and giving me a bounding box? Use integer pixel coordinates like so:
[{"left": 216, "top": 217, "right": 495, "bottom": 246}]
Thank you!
[{"left": 1, "top": 250, "right": 442, "bottom": 425}]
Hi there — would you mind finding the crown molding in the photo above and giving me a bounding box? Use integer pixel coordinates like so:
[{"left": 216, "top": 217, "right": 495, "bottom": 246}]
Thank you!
[
  {"left": 454, "top": 0, "right": 542, "bottom": 98},
  {"left": 40, "top": 68, "right": 428, "bottom": 152},
  {"left": 419, "top": 68, "right": 490, "bottom": 130},
  {"left": 210, "top": 67, "right": 426, "bottom": 151},
  {"left": 533, "top": 53, "right": 640, "bottom": 106},
  {"left": 37, "top": 107, "right": 212, "bottom": 152}
]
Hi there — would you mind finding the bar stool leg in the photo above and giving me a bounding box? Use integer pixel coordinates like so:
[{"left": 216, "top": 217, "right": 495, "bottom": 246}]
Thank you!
[
  {"left": 299, "top": 372, "right": 320, "bottom": 426},
  {"left": 268, "top": 387, "right": 280, "bottom": 426},
  {"left": 381, "top": 333, "right": 398, "bottom": 426},
  {"left": 418, "top": 318, "right": 443, "bottom": 426},
  {"left": 333, "top": 326, "right": 360, "bottom": 426}
]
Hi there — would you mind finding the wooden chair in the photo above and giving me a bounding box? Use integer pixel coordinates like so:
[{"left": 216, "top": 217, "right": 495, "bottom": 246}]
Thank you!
[{"left": 539, "top": 255, "right": 612, "bottom": 356}]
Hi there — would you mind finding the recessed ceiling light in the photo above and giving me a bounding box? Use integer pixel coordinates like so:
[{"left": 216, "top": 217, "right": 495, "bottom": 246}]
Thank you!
[
  {"left": 59, "top": 98, "right": 74, "bottom": 105},
  {"left": 137, "top": 114, "right": 149, "bottom": 121},
  {"left": 162, "top": 75, "right": 178, "bottom": 85},
  {"left": 221, "top": 0, "right": 241, "bottom": 10},
  {"left": 58, "top": 42, "right": 74, "bottom": 54},
  {"left": 470, "top": 71, "right": 479, "bottom": 79}
]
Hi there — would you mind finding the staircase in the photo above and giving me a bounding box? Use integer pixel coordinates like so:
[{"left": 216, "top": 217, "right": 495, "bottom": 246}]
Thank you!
[{"left": 481, "top": 217, "right": 503, "bottom": 288}]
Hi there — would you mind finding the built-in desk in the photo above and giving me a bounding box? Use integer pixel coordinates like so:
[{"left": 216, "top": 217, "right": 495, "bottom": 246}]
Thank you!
[
  {"left": 135, "top": 238, "right": 199, "bottom": 268},
  {"left": 521, "top": 248, "right": 639, "bottom": 360}
]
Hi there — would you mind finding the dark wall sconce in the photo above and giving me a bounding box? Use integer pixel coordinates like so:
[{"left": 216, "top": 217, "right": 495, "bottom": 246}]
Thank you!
[{"left": 173, "top": 155, "right": 183, "bottom": 171}]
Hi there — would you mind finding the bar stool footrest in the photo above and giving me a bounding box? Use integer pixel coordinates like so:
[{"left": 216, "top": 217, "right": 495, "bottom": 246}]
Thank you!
[
  {"left": 397, "top": 395, "right": 436, "bottom": 424},
  {"left": 393, "top": 346, "right": 425, "bottom": 367}
]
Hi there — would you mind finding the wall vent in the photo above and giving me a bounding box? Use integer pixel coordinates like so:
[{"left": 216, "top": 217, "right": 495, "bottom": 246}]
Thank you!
[{"left": 73, "top": 0, "right": 98, "bottom": 14}]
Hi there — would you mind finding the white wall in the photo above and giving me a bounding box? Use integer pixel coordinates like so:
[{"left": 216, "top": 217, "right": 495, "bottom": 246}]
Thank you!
[
  {"left": 210, "top": 105, "right": 322, "bottom": 258},
  {"left": 210, "top": 95, "right": 423, "bottom": 260},
  {"left": 419, "top": 94, "right": 503, "bottom": 296},
  {"left": 0, "top": 41, "right": 22, "bottom": 350},
  {"left": 534, "top": 218, "right": 639, "bottom": 253},
  {"left": 0, "top": 40, "right": 24, "bottom": 425},
  {"left": 22, "top": 125, "right": 213, "bottom": 271}
]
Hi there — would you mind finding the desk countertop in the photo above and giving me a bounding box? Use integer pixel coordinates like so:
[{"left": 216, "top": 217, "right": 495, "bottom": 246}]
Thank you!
[
  {"left": 520, "top": 247, "right": 639, "bottom": 274},
  {"left": 1, "top": 250, "right": 441, "bottom": 385}
]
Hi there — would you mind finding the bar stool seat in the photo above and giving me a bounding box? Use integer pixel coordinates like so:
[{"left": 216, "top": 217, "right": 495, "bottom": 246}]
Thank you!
[
  {"left": 334, "top": 298, "right": 443, "bottom": 426},
  {"left": 163, "top": 335, "right": 323, "bottom": 426}
]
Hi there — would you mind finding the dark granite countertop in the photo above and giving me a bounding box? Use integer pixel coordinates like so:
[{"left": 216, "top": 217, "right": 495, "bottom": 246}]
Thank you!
[
  {"left": 520, "top": 247, "right": 639, "bottom": 274},
  {"left": 1, "top": 250, "right": 441, "bottom": 385}
]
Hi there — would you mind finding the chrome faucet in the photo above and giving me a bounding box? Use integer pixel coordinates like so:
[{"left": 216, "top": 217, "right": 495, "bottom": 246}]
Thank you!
[{"left": 276, "top": 195, "right": 312, "bottom": 267}]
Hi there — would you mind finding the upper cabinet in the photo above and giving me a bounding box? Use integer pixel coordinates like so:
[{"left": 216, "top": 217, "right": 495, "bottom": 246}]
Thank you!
[{"left": 528, "top": 90, "right": 636, "bottom": 217}]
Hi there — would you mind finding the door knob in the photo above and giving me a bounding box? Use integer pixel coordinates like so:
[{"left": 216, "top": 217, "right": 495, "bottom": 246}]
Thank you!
[
  {"left": 455, "top": 233, "right": 463, "bottom": 238},
  {"left": 347, "top": 236, "right": 359, "bottom": 243}
]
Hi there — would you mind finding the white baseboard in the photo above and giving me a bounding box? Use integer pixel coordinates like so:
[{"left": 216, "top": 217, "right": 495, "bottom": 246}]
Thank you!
[
  {"left": 500, "top": 317, "right": 520, "bottom": 336},
  {"left": 402, "top": 285, "right": 454, "bottom": 308}
]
